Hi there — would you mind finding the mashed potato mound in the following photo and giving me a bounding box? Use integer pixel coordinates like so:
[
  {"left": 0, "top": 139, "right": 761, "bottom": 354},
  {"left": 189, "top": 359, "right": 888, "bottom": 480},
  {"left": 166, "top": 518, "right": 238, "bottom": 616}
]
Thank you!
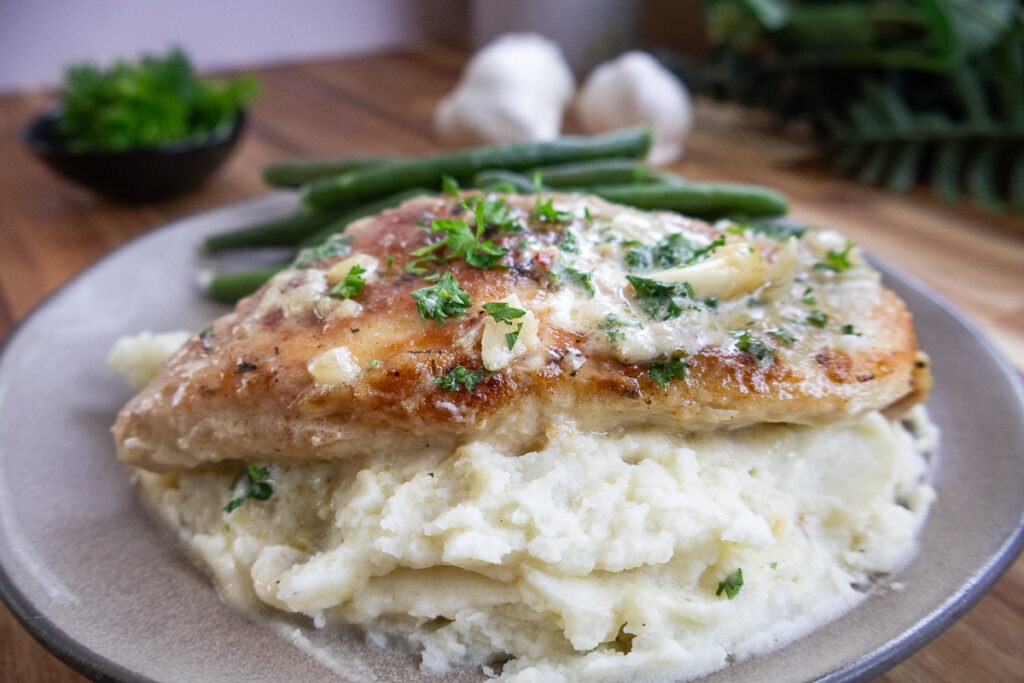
[{"left": 136, "top": 411, "right": 935, "bottom": 681}]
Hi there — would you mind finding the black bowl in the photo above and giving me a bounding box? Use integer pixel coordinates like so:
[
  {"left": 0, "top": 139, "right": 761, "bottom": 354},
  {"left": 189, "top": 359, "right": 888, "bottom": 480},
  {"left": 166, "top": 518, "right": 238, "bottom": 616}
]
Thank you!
[{"left": 24, "top": 110, "right": 246, "bottom": 202}]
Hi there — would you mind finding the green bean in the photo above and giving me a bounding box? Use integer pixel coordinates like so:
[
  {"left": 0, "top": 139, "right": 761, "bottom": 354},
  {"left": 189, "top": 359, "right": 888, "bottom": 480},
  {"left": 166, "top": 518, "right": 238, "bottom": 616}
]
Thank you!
[
  {"left": 473, "top": 169, "right": 536, "bottom": 193},
  {"left": 263, "top": 156, "right": 392, "bottom": 188},
  {"left": 207, "top": 264, "right": 287, "bottom": 303},
  {"left": 586, "top": 181, "right": 789, "bottom": 218},
  {"left": 529, "top": 159, "right": 655, "bottom": 187},
  {"left": 301, "top": 127, "right": 653, "bottom": 211},
  {"left": 200, "top": 208, "right": 351, "bottom": 254},
  {"left": 297, "top": 187, "right": 432, "bottom": 249}
]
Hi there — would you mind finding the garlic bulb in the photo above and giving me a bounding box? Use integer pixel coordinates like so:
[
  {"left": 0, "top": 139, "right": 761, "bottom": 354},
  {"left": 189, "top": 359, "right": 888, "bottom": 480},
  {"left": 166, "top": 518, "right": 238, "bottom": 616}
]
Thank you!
[
  {"left": 435, "top": 33, "right": 574, "bottom": 146},
  {"left": 575, "top": 51, "right": 693, "bottom": 166}
]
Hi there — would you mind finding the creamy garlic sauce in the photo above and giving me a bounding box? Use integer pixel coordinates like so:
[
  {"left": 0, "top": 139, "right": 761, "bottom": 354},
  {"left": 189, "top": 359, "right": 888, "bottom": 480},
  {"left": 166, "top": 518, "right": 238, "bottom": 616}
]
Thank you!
[{"left": 239, "top": 195, "right": 880, "bottom": 380}]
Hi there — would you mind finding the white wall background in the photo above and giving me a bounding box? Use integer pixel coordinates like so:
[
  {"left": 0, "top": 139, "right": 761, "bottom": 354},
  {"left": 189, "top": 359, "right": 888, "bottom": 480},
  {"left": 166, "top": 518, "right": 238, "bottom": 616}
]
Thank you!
[{"left": 0, "top": 0, "right": 468, "bottom": 93}]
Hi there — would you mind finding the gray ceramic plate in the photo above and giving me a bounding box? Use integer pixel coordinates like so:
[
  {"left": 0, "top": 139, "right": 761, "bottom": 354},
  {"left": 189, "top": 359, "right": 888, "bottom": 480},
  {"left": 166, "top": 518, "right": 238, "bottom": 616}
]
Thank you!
[{"left": 1, "top": 195, "right": 1023, "bottom": 682}]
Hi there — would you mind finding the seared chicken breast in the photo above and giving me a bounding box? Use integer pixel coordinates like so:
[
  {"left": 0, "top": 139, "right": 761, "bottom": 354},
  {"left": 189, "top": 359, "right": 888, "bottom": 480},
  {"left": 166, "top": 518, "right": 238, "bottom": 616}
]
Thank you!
[{"left": 115, "top": 193, "right": 929, "bottom": 470}]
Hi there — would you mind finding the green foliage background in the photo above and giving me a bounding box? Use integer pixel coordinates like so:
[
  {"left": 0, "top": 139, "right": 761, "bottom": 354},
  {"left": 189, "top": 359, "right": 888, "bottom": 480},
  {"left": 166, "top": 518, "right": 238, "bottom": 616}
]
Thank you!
[{"left": 672, "top": 0, "right": 1023, "bottom": 213}]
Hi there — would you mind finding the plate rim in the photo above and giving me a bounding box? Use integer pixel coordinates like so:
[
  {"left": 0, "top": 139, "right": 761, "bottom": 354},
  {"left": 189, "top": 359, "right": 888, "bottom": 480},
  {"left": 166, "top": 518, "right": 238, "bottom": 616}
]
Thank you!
[{"left": 0, "top": 197, "right": 1022, "bottom": 683}]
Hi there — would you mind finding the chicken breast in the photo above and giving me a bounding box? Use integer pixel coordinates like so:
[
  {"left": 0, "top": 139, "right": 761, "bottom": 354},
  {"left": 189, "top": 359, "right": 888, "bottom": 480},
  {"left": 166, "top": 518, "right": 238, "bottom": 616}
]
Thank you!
[{"left": 114, "top": 193, "right": 930, "bottom": 470}]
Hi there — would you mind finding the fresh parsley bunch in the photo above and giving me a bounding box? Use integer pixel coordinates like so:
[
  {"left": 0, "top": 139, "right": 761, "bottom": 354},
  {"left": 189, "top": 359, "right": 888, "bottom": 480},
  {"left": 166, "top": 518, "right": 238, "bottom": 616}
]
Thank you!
[{"left": 56, "top": 47, "right": 260, "bottom": 152}]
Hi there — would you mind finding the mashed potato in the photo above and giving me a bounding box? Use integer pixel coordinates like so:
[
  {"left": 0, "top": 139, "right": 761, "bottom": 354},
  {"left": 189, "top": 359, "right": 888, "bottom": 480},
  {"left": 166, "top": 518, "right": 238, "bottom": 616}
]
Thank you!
[{"left": 134, "top": 409, "right": 935, "bottom": 681}]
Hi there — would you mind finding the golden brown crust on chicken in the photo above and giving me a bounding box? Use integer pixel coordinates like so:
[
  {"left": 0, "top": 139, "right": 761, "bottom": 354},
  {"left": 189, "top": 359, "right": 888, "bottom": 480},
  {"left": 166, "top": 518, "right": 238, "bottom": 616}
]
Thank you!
[{"left": 114, "top": 194, "right": 929, "bottom": 470}]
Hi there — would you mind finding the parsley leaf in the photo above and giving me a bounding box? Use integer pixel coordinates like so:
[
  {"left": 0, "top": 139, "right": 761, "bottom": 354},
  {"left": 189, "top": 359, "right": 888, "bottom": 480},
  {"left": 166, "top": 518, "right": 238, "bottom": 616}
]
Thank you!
[
  {"left": 462, "top": 194, "right": 523, "bottom": 232},
  {"left": 801, "top": 286, "right": 817, "bottom": 305},
  {"left": 505, "top": 323, "right": 524, "bottom": 350},
  {"left": 626, "top": 234, "right": 725, "bottom": 272},
  {"left": 368, "top": 359, "right": 380, "bottom": 370},
  {"left": 729, "top": 221, "right": 806, "bottom": 241},
  {"left": 293, "top": 234, "right": 352, "bottom": 269},
  {"left": 716, "top": 568, "right": 744, "bottom": 599},
  {"left": 551, "top": 262, "right": 595, "bottom": 297},
  {"left": 814, "top": 240, "right": 855, "bottom": 272},
  {"left": 327, "top": 264, "right": 367, "bottom": 299},
  {"left": 598, "top": 314, "right": 643, "bottom": 342},
  {"left": 650, "top": 358, "right": 688, "bottom": 387},
  {"left": 807, "top": 310, "right": 828, "bottom": 328},
  {"left": 769, "top": 328, "right": 797, "bottom": 345},
  {"left": 411, "top": 216, "right": 508, "bottom": 270},
  {"left": 559, "top": 228, "right": 581, "bottom": 254},
  {"left": 627, "top": 275, "right": 695, "bottom": 320},
  {"left": 435, "top": 365, "right": 484, "bottom": 391},
  {"left": 223, "top": 464, "right": 273, "bottom": 513},
  {"left": 841, "top": 324, "right": 862, "bottom": 336},
  {"left": 731, "top": 330, "right": 775, "bottom": 363},
  {"left": 531, "top": 172, "right": 570, "bottom": 222},
  {"left": 482, "top": 301, "right": 526, "bottom": 323},
  {"left": 411, "top": 271, "right": 472, "bottom": 325},
  {"left": 441, "top": 174, "right": 460, "bottom": 196},
  {"left": 482, "top": 301, "right": 527, "bottom": 349}
]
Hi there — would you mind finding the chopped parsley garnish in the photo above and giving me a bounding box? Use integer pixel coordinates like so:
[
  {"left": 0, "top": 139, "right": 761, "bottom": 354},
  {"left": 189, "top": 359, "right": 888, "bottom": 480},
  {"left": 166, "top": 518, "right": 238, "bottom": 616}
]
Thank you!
[
  {"left": 729, "top": 221, "right": 806, "bottom": 241},
  {"left": 327, "top": 264, "right": 367, "bottom": 299},
  {"left": 531, "top": 172, "right": 570, "bottom": 222},
  {"left": 746, "top": 297, "right": 764, "bottom": 308},
  {"left": 627, "top": 275, "right": 694, "bottom": 320},
  {"left": 461, "top": 194, "right": 523, "bottom": 232},
  {"left": 293, "top": 234, "right": 353, "bottom": 269},
  {"left": 716, "top": 568, "right": 744, "bottom": 600},
  {"left": 408, "top": 214, "right": 508, "bottom": 273},
  {"left": 626, "top": 234, "right": 725, "bottom": 272},
  {"left": 551, "top": 261, "right": 596, "bottom": 297},
  {"left": 769, "top": 328, "right": 797, "bottom": 345},
  {"left": 368, "top": 359, "right": 380, "bottom": 370},
  {"left": 223, "top": 464, "right": 273, "bottom": 513},
  {"left": 814, "top": 240, "right": 855, "bottom": 273},
  {"left": 807, "top": 310, "right": 828, "bottom": 328},
  {"left": 441, "top": 174, "right": 460, "bottom": 196},
  {"left": 411, "top": 271, "right": 472, "bottom": 325},
  {"left": 841, "top": 324, "right": 862, "bottom": 336},
  {"left": 435, "top": 365, "right": 484, "bottom": 391},
  {"left": 482, "top": 301, "right": 527, "bottom": 350},
  {"left": 599, "top": 314, "right": 642, "bottom": 342},
  {"left": 481, "top": 301, "right": 526, "bottom": 323},
  {"left": 769, "top": 561, "right": 778, "bottom": 569},
  {"left": 559, "top": 228, "right": 581, "bottom": 254},
  {"left": 199, "top": 324, "right": 213, "bottom": 338},
  {"left": 532, "top": 197, "right": 571, "bottom": 222},
  {"left": 731, "top": 330, "right": 775, "bottom": 363},
  {"left": 704, "top": 296, "right": 719, "bottom": 309},
  {"left": 505, "top": 323, "right": 524, "bottom": 350},
  {"left": 801, "top": 287, "right": 817, "bottom": 305},
  {"left": 385, "top": 254, "right": 395, "bottom": 268},
  {"left": 649, "top": 358, "right": 688, "bottom": 388}
]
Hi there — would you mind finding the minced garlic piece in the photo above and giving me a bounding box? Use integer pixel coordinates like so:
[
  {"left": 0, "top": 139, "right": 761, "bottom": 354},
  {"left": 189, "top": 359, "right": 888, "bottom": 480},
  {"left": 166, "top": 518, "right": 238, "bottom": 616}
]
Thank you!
[
  {"left": 647, "top": 242, "right": 767, "bottom": 300},
  {"left": 325, "top": 254, "right": 379, "bottom": 287},
  {"left": 308, "top": 346, "right": 361, "bottom": 386},
  {"left": 481, "top": 294, "right": 539, "bottom": 371}
]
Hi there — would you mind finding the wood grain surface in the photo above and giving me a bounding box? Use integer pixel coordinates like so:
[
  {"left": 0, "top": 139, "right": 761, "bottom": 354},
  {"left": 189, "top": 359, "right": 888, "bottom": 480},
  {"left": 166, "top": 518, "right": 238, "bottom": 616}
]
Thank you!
[{"left": 0, "top": 44, "right": 1022, "bottom": 683}]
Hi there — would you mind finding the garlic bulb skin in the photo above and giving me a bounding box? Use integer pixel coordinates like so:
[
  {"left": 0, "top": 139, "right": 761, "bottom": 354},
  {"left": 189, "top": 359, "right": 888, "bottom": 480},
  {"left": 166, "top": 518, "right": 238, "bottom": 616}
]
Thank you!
[
  {"left": 435, "top": 33, "right": 575, "bottom": 146},
  {"left": 576, "top": 51, "right": 694, "bottom": 165}
]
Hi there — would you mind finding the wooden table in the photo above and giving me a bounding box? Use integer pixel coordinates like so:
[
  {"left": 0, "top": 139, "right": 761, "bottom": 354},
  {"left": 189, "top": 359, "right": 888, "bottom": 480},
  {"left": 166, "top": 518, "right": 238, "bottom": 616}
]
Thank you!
[{"left": 1, "top": 45, "right": 1022, "bottom": 682}]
